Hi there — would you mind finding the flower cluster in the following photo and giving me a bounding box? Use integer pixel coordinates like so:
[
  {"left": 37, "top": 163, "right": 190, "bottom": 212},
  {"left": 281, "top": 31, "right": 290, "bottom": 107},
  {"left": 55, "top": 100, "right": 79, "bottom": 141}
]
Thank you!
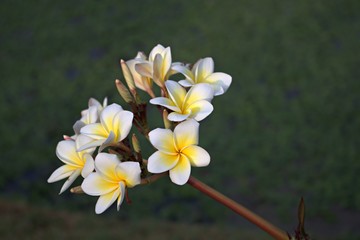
[{"left": 48, "top": 44, "right": 232, "bottom": 214}]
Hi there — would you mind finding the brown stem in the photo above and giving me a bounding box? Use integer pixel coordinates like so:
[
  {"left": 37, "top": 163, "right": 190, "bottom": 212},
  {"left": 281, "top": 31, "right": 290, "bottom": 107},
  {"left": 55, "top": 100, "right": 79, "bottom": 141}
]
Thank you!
[
  {"left": 114, "top": 141, "right": 132, "bottom": 153},
  {"left": 140, "top": 172, "right": 168, "bottom": 185},
  {"left": 187, "top": 176, "right": 288, "bottom": 240}
]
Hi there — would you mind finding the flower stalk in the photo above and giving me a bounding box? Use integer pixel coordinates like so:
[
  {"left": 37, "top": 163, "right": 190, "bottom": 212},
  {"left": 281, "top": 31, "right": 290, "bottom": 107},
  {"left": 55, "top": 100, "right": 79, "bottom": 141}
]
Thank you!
[{"left": 187, "top": 176, "right": 289, "bottom": 240}]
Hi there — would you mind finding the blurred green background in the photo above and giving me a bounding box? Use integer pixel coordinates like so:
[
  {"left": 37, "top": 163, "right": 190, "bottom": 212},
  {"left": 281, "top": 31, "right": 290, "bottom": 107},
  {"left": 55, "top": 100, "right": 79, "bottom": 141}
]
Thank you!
[{"left": 1, "top": 0, "right": 359, "bottom": 239}]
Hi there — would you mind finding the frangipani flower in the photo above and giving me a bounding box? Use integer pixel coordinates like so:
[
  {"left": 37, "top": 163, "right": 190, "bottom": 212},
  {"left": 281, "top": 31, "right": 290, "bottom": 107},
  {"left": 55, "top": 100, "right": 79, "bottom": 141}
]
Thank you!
[
  {"left": 147, "top": 119, "right": 210, "bottom": 185},
  {"left": 78, "top": 103, "right": 133, "bottom": 151},
  {"left": 73, "top": 97, "right": 108, "bottom": 136},
  {"left": 81, "top": 153, "right": 141, "bottom": 214},
  {"left": 47, "top": 139, "right": 95, "bottom": 194},
  {"left": 150, "top": 80, "right": 214, "bottom": 122},
  {"left": 81, "top": 97, "right": 108, "bottom": 119},
  {"left": 126, "top": 52, "right": 153, "bottom": 92},
  {"left": 173, "top": 57, "right": 232, "bottom": 96},
  {"left": 135, "top": 44, "right": 172, "bottom": 88}
]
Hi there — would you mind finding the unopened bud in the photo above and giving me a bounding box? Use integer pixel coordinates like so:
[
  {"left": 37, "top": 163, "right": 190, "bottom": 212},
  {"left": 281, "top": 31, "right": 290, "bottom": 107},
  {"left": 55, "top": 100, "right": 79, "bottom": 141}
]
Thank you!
[
  {"left": 63, "top": 135, "right": 73, "bottom": 140},
  {"left": 115, "top": 79, "right": 133, "bottom": 103},
  {"left": 162, "top": 109, "right": 172, "bottom": 129},
  {"left": 70, "top": 186, "right": 84, "bottom": 194},
  {"left": 132, "top": 133, "right": 141, "bottom": 153},
  {"left": 298, "top": 197, "right": 306, "bottom": 235},
  {"left": 120, "top": 59, "right": 136, "bottom": 92}
]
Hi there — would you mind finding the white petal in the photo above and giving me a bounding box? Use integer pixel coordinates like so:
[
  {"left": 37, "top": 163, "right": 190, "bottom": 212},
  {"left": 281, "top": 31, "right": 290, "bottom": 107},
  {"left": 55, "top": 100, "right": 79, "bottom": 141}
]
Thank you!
[
  {"left": 197, "top": 57, "right": 214, "bottom": 81},
  {"left": 168, "top": 62, "right": 185, "bottom": 76},
  {"left": 81, "top": 172, "right": 119, "bottom": 196},
  {"left": 116, "top": 110, "right": 133, "bottom": 142},
  {"left": 171, "top": 64, "right": 194, "bottom": 80},
  {"left": 117, "top": 182, "right": 126, "bottom": 211},
  {"left": 80, "top": 106, "right": 98, "bottom": 125},
  {"left": 149, "top": 44, "right": 165, "bottom": 62},
  {"left": 152, "top": 54, "right": 167, "bottom": 87},
  {"left": 187, "top": 100, "right": 214, "bottom": 121},
  {"left": 167, "top": 112, "right": 190, "bottom": 122},
  {"left": 182, "top": 145, "right": 210, "bottom": 167},
  {"left": 178, "top": 79, "right": 194, "bottom": 88},
  {"left": 127, "top": 59, "right": 147, "bottom": 91},
  {"left": 95, "top": 153, "right": 121, "bottom": 181},
  {"left": 88, "top": 98, "right": 102, "bottom": 108},
  {"left": 169, "top": 155, "right": 191, "bottom": 185},
  {"left": 148, "top": 128, "right": 177, "bottom": 154},
  {"left": 75, "top": 134, "right": 96, "bottom": 154},
  {"left": 80, "top": 123, "right": 108, "bottom": 140},
  {"left": 173, "top": 119, "right": 199, "bottom": 150},
  {"left": 214, "top": 86, "right": 225, "bottom": 96},
  {"left": 73, "top": 120, "right": 85, "bottom": 135},
  {"left": 102, "top": 97, "right": 108, "bottom": 108},
  {"left": 100, "top": 104, "right": 123, "bottom": 132},
  {"left": 135, "top": 62, "right": 153, "bottom": 78},
  {"left": 148, "top": 151, "right": 179, "bottom": 173},
  {"left": 47, "top": 165, "right": 76, "bottom": 183},
  {"left": 204, "top": 72, "right": 232, "bottom": 96},
  {"left": 56, "top": 140, "right": 82, "bottom": 167},
  {"left": 77, "top": 139, "right": 104, "bottom": 152},
  {"left": 81, "top": 153, "right": 95, "bottom": 178},
  {"left": 184, "top": 83, "right": 214, "bottom": 108},
  {"left": 95, "top": 188, "right": 121, "bottom": 214},
  {"left": 135, "top": 51, "right": 147, "bottom": 60},
  {"left": 98, "top": 131, "right": 116, "bottom": 152},
  {"left": 59, "top": 169, "right": 81, "bottom": 194},
  {"left": 191, "top": 58, "right": 203, "bottom": 77},
  {"left": 165, "top": 80, "right": 186, "bottom": 109},
  {"left": 88, "top": 105, "right": 99, "bottom": 124},
  {"left": 115, "top": 162, "right": 141, "bottom": 188},
  {"left": 162, "top": 47, "right": 172, "bottom": 76},
  {"left": 149, "top": 97, "right": 180, "bottom": 112}
]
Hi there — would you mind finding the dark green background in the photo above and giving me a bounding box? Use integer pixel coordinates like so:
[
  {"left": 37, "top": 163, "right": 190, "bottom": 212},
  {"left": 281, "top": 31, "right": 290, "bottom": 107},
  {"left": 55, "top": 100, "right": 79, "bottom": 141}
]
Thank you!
[{"left": 1, "top": 0, "right": 359, "bottom": 239}]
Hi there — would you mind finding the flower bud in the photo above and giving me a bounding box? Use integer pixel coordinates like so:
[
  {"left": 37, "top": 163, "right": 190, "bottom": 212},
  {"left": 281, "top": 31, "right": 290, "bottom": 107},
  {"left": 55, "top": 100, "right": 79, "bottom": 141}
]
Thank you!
[
  {"left": 162, "top": 109, "right": 172, "bottom": 129},
  {"left": 63, "top": 135, "right": 73, "bottom": 140},
  {"left": 70, "top": 186, "right": 84, "bottom": 194},
  {"left": 132, "top": 133, "right": 141, "bottom": 154},
  {"left": 120, "top": 59, "right": 136, "bottom": 93},
  {"left": 115, "top": 79, "right": 133, "bottom": 103}
]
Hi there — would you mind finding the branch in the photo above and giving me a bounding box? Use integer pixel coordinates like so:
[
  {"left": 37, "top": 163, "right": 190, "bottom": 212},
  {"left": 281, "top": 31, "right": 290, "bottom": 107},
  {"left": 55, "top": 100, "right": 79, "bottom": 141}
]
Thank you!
[{"left": 187, "top": 176, "right": 288, "bottom": 240}]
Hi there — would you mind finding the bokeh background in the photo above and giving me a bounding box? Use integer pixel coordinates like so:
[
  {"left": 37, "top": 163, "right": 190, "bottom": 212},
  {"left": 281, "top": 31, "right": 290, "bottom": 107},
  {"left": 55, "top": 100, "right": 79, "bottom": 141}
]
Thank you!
[{"left": 1, "top": 0, "right": 359, "bottom": 239}]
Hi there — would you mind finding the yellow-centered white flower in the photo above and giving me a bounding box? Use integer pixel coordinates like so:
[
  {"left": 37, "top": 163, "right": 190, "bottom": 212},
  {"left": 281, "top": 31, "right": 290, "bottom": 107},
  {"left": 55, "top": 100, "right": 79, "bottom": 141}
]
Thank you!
[
  {"left": 81, "top": 97, "right": 108, "bottom": 120},
  {"left": 78, "top": 103, "right": 133, "bottom": 152},
  {"left": 134, "top": 44, "right": 172, "bottom": 88},
  {"left": 150, "top": 80, "right": 214, "bottom": 122},
  {"left": 173, "top": 57, "right": 232, "bottom": 96},
  {"left": 147, "top": 119, "right": 210, "bottom": 185},
  {"left": 81, "top": 153, "right": 141, "bottom": 214},
  {"left": 73, "top": 97, "right": 108, "bottom": 136},
  {"left": 47, "top": 139, "right": 95, "bottom": 194}
]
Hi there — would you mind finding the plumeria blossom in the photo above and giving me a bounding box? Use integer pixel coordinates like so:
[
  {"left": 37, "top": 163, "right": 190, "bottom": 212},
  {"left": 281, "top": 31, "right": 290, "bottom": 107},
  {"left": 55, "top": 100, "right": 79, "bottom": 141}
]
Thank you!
[
  {"left": 73, "top": 97, "right": 108, "bottom": 136},
  {"left": 81, "top": 97, "right": 108, "bottom": 118},
  {"left": 126, "top": 52, "right": 153, "bottom": 93},
  {"left": 78, "top": 103, "right": 133, "bottom": 152},
  {"left": 47, "top": 139, "right": 95, "bottom": 194},
  {"left": 150, "top": 80, "right": 214, "bottom": 122},
  {"left": 135, "top": 44, "right": 172, "bottom": 88},
  {"left": 172, "top": 57, "right": 232, "bottom": 96},
  {"left": 147, "top": 119, "right": 210, "bottom": 185},
  {"left": 81, "top": 153, "right": 141, "bottom": 214}
]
